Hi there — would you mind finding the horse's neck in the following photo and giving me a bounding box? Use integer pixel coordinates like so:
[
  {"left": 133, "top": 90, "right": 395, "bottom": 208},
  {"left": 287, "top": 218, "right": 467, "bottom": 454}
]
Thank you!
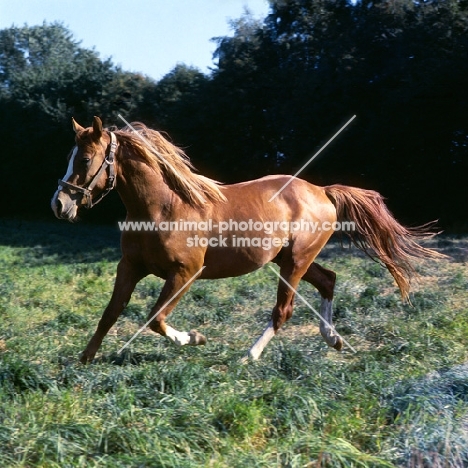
[{"left": 116, "top": 158, "right": 176, "bottom": 219}]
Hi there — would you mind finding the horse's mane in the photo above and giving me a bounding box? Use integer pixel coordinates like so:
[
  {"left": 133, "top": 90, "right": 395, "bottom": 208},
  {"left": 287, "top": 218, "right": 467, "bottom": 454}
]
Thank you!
[{"left": 114, "top": 122, "right": 226, "bottom": 207}]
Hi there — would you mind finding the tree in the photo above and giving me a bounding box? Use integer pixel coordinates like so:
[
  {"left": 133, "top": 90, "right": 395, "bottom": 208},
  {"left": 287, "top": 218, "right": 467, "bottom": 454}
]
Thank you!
[
  {"left": 197, "top": 0, "right": 468, "bottom": 224},
  {"left": 0, "top": 22, "right": 153, "bottom": 219},
  {"left": 0, "top": 3, "right": 467, "bottom": 226}
]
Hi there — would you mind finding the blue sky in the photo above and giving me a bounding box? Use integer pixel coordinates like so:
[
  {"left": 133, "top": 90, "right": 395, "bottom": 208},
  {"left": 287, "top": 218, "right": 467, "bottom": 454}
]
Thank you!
[{"left": 0, "top": 0, "right": 270, "bottom": 81}]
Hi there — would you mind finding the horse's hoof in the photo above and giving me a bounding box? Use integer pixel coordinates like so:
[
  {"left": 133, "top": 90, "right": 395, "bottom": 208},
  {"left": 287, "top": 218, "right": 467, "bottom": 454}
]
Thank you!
[
  {"left": 80, "top": 353, "right": 91, "bottom": 364},
  {"left": 79, "top": 352, "right": 94, "bottom": 364},
  {"left": 188, "top": 330, "right": 207, "bottom": 346},
  {"left": 332, "top": 336, "right": 343, "bottom": 351},
  {"left": 322, "top": 332, "right": 344, "bottom": 351}
]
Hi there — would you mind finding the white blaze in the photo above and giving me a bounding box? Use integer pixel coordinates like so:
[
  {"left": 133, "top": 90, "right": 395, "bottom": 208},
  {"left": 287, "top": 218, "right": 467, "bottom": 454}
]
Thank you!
[
  {"left": 60, "top": 146, "right": 78, "bottom": 187},
  {"left": 51, "top": 146, "right": 77, "bottom": 216}
]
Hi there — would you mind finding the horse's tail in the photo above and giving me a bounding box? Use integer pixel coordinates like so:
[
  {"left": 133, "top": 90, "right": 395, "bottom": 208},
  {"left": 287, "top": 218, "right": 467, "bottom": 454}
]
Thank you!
[{"left": 324, "top": 184, "right": 446, "bottom": 301}]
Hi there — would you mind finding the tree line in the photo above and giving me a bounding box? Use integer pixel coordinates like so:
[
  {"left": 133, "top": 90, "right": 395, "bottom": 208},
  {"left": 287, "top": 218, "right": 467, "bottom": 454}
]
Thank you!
[{"left": 0, "top": 0, "right": 467, "bottom": 228}]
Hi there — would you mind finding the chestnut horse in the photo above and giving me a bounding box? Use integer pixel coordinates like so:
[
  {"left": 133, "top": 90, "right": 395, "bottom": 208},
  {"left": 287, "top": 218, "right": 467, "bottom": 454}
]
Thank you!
[{"left": 51, "top": 117, "right": 443, "bottom": 364}]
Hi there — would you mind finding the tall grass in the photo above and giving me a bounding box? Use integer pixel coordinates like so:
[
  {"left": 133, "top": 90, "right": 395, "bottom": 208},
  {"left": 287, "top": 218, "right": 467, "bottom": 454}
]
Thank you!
[{"left": 0, "top": 219, "right": 467, "bottom": 467}]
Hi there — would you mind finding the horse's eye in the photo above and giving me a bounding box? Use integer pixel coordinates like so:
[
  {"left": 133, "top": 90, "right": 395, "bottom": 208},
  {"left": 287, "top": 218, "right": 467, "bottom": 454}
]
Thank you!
[{"left": 81, "top": 158, "right": 91, "bottom": 167}]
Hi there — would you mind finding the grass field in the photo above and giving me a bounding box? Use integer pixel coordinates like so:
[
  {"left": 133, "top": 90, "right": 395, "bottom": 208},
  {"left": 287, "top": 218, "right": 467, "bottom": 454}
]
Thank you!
[{"left": 0, "top": 218, "right": 467, "bottom": 467}]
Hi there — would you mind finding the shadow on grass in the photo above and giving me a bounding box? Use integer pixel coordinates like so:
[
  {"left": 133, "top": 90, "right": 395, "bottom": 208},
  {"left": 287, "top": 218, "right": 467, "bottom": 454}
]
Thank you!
[
  {"left": 94, "top": 350, "right": 167, "bottom": 366},
  {"left": 388, "top": 363, "right": 468, "bottom": 466},
  {"left": 317, "top": 232, "right": 467, "bottom": 264},
  {"left": 0, "top": 218, "right": 121, "bottom": 264},
  {"left": 54, "top": 350, "right": 167, "bottom": 370}
]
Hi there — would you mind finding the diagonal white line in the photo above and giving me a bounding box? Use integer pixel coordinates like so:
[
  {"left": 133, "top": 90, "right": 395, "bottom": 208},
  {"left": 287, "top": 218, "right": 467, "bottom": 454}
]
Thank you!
[
  {"left": 267, "top": 265, "right": 357, "bottom": 353},
  {"left": 117, "top": 113, "right": 184, "bottom": 180},
  {"left": 117, "top": 266, "right": 206, "bottom": 354},
  {"left": 268, "top": 115, "right": 356, "bottom": 202},
  {"left": 118, "top": 113, "right": 163, "bottom": 157},
  {"left": 118, "top": 113, "right": 208, "bottom": 205}
]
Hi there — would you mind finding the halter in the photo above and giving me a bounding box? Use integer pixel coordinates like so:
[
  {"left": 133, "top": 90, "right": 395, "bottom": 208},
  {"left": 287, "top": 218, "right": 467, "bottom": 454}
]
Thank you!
[{"left": 58, "top": 132, "right": 118, "bottom": 209}]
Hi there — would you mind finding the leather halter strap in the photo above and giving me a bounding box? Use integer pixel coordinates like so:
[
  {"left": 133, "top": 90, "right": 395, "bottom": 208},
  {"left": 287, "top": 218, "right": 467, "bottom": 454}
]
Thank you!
[{"left": 58, "top": 132, "right": 118, "bottom": 209}]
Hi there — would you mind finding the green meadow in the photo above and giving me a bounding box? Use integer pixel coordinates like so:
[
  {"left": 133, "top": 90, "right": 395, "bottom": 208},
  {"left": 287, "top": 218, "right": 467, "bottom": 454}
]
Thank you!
[{"left": 0, "top": 218, "right": 467, "bottom": 467}]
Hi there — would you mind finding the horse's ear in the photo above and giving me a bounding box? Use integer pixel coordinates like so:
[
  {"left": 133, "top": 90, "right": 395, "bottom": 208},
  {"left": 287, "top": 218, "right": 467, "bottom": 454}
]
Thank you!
[
  {"left": 92, "top": 116, "right": 103, "bottom": 140},
  {"left": 72, "top": 118, "right": 85, "bottom": 134}
]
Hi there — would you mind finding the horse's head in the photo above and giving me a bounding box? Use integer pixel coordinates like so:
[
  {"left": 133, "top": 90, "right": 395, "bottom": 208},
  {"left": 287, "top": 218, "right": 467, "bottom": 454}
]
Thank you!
[{"left": 51, "top": 116, "right": 117, "bottom": 221}]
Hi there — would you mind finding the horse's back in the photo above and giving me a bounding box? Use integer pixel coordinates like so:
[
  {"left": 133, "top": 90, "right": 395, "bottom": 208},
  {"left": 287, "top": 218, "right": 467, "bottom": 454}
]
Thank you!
[{"left": 219, "top": 174, "right": 335, "bottom": 221}]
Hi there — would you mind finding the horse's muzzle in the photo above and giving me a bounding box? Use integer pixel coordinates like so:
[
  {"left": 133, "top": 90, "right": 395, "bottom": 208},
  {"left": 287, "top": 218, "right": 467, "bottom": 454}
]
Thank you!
[{"left": 51, "top": 189, "right": 79, "bottom": 221}]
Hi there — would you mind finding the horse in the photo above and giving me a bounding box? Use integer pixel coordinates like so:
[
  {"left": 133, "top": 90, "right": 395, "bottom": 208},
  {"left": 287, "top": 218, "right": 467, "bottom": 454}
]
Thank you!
[{"left": 51, "top": 116, "right": 444, "bottom": 364}]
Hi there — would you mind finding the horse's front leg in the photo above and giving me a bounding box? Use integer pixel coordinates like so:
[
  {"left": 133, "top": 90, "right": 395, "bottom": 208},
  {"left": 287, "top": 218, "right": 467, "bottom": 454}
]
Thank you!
[
  {"left": 80, "top": 258, "right": 143, "bottom": 364},
  {"left": 147, "top": 267, "right": 206, "bottom": 347}
]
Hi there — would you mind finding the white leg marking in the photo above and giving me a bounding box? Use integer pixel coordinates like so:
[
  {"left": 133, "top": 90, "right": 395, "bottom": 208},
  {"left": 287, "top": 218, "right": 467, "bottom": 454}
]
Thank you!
[
  {"left": 248, "top": 320, "right": 276, "bottom": 360},
  {"left": 320, "top": 298, "right": 333, "bottom": 333},
  {"left": 165, "top": 325, "right": 192, "bottom": 346},
  {"left": 319, "top": 298, "right": 342, "bottom": 349}
]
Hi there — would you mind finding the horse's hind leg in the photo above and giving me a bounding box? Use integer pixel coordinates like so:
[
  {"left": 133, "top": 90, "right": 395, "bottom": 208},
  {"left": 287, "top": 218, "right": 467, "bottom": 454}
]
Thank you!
[
  {"left": 247, "top": 263, "right": 303, "bottom": 360},
  {"left": 302, "top": 263, "right": 343, "bottom": 350}
]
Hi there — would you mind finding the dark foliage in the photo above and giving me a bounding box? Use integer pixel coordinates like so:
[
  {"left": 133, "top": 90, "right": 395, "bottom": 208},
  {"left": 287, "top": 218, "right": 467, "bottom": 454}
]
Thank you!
[{"left": 0, "top": 2, "right": 467, "bottom": 227}]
